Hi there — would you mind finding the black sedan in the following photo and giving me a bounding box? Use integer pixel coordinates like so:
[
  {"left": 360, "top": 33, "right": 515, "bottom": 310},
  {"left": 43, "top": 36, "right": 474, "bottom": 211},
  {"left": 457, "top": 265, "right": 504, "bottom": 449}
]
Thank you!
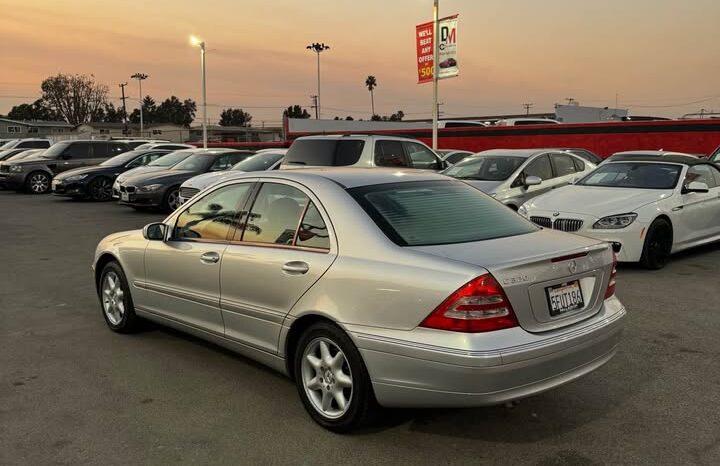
[
  {"left": 51, "top": 149, "right": 172, "bottom": 201},
  {"left": 117, "top": 149, "right": 254, "bottom": 211}
]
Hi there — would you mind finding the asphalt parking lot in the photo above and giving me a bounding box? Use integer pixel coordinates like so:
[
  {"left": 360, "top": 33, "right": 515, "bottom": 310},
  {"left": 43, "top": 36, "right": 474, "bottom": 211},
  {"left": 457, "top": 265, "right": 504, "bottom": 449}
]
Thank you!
[{"left": 1, "top": 191, "right": 719, "bottom": 466}]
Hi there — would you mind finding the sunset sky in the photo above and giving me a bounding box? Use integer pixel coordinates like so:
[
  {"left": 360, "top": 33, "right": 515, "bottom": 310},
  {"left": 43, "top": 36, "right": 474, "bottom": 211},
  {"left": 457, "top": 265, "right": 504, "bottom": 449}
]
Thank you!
[{"left": 1, "top": 0, "right": 719, "bottom": 125}]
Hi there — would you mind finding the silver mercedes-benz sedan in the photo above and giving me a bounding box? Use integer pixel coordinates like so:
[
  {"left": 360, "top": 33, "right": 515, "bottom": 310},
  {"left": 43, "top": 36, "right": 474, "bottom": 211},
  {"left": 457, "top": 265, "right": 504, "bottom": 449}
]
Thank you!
[{"left": 92, "top": 168, "right": 626, "bottom": 431}]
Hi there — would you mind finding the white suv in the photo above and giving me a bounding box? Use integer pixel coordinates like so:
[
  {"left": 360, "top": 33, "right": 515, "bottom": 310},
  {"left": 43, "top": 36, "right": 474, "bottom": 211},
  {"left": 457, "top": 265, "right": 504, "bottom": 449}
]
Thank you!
[{"left": 282, "top": 135, "right": 446, "bottom": 170}]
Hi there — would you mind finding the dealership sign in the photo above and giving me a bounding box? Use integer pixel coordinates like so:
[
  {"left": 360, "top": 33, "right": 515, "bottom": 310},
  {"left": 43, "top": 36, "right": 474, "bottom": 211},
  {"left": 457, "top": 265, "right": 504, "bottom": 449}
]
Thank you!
[{"left": 416, "top": 14, "right": 459, "bottom": 84}]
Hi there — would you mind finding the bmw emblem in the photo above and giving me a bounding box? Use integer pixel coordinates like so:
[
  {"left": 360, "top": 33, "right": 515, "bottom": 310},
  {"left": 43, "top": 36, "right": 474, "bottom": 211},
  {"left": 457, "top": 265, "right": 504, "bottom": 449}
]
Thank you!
[{"left": 553, "top": 212, "right": 560, "bottom": 217}]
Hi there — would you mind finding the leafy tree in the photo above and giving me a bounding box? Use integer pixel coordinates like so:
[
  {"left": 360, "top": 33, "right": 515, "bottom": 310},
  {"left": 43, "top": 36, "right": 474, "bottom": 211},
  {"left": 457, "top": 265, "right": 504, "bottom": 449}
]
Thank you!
[
  {"left": 98, "top": 103, "right": 124, "bottom": 123},
  {"left": 129, "top": 96, "right": 157, "bottom": 124},
  {"left": 40, "top": 73, "right": 108, "bottom": 125},
  {"left": 219, "top": 108, "right": 252, "bottom": 127},
  {"left": 370, "top": 110, "right": 404, "bottom": 122},
  {"left": 345, "top": 116, "right": 354, "bottom": 121},
  {"left": 365, "top": 75, "right": 377, "bottom": 116},
  {"left": 155, "top": 96, "right": 196, "bottom": 127},
  {"left": 283, "top": 105, "right": 311, "bottom": 119},
  {"left": 7, "top": 99, "right": 58, "bottom": 121}
]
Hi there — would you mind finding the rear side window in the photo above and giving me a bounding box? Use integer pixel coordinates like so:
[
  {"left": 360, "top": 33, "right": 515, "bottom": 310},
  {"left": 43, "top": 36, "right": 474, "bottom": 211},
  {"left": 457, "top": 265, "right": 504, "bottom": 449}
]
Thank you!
[
  {"left": 62, "top": 142, "right": 93, "bottom": 159},
  {"left": 108, "top": 143, "right": 129, "bottom": 155},
  {"left": 296, "top": 202, "right": 330, "bottom": 250},
  {"left": 374, "top": 140, "right": 407, "bottom": 167},
  {"left": 285, "top": 139, "right": 364, "bottom": 166},
  {"left": 349, "top": 180, "right": 537, "bottom": 246},
  {"left": 403, "top": 142, "right": 440, "bottom": 169}
]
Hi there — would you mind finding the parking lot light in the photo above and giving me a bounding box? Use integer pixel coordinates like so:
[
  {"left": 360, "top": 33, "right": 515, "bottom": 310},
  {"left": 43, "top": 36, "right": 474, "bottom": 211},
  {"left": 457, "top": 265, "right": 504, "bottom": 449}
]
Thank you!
[{"left": 190, "top": 36, "right": 208, "bottom": 149}]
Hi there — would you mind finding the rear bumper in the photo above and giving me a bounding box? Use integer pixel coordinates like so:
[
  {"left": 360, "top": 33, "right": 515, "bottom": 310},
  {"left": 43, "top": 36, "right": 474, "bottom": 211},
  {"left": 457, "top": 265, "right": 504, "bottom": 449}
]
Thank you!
[{"left": 348, "top": 296, "right": 625, "bottom": 408}]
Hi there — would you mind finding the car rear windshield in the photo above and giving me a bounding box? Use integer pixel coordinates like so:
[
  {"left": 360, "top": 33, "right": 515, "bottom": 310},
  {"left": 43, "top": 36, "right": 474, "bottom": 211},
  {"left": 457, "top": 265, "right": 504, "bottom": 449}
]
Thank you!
[
  {"left": 232, "top": 152, "right": 284, "bottom": 171},
  {"left": 443, "top": 155, "right": 525, "bottom": 181},
  {"left": 578, "top": 162, "right": 681, "bottom": 189},
  {"left": 148, "top": 150, "right": 194, "bottom": 167},
  {"left": 285, "top": 139, "right": 365, "bottom": 166},
  {"left": 348, "top": 180, "right": 537, "bottom": 246}
]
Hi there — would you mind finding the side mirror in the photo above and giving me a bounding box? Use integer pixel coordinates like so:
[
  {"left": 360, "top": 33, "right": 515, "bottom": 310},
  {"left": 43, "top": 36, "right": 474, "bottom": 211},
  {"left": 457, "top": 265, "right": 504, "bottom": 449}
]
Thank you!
[
  {"left": 143, "top": 222, "right": 167, "bottom": 241},
  {"left": 525, "top": 175, "right": 542, "bottom": 187},
  {"left": 682, "top": 181, "right": 709, "bottom": 194}
]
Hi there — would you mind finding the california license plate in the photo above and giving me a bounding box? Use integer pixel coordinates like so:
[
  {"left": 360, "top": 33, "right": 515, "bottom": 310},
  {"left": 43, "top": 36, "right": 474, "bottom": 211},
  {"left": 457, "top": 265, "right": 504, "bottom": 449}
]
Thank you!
[
  {"left": 546, "top": 280, "right": 584, "bottom": 316},
  {"left": 121, "top": 192, "right": 130, "bottom": 201}
]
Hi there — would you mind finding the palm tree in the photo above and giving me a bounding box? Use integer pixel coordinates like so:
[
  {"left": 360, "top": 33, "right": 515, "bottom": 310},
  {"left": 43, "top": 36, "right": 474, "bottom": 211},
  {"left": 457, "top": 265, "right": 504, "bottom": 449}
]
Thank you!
[{"left": 365, "top": 75, "right": 377, "bottom": 116}]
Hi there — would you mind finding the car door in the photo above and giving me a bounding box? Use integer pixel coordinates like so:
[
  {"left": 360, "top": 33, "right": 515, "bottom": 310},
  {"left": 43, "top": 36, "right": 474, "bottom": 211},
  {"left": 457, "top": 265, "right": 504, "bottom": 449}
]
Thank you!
[
  {"left": 402, "top": 141, "right": 443, "bottom": 170},
  {"left": 675, "top": 165, "right": 720, "bottom": 244},
  {"left": 507, "top": 153, "right": 555, "bottom": 206},
  {"left": 220, "top": 181, "right": 336, "bottom": 353},
  {"left": 142, "top": 182, "right": 254, "bottom": 334}
]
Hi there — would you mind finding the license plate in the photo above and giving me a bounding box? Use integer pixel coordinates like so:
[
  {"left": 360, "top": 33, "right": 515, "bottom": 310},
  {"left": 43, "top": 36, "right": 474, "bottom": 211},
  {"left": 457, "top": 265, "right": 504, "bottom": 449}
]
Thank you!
[
  {"left": 546, "top": 280, "right": 584, "bottom": 316},
  {"left": 121, "top": 192, "right": 130, "bottom": 201}
]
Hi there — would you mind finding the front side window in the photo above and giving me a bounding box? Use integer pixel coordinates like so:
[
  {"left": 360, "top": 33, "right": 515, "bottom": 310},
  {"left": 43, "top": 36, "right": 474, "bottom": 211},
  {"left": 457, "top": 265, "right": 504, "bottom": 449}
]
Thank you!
[
  {"left": 148, "top": 150, "right": 194, "bottom": 167},
  {"left": 173, "top": 184, "right": 252, "bottom": 241},
  {"left": 551, "top": 154, "right": 578, "bottom": 176},
  {"left": 238, "top": 183, "right": 309, "bottom": 244},
  {"left": 684, "top": 165, "right": 719, "bottom": 189},
  {"left": 349, "top": 180, "right": 537, "bottom": 246},
  {"left": 578, "top": 163, "right": 681, "bottom": 189},
  {"left": 285, "top": 139, "right": 365, "bottom": 166},
  {"left": 62, "top": 142, "right": 93, "bottom": 159},
  {"left": 404, "top": 142, "right": 440, "bottom": 169},
  {"left": 374, "top": 140, "right": 408, "bottom": 167},
  {"left": 444, "top": 155, "right": 524, "bottom": 181},
  {"left": 522, "top": 154, "right": 554, "bottom": 180}
]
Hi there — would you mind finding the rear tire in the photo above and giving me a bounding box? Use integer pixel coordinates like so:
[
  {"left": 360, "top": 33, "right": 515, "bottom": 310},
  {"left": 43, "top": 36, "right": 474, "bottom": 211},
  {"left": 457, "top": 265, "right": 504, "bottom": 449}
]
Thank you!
[
  {"left": 88, "top": 176, "right": 113, "bottom": 201},
  {"left": 25, "top": 171, "right": 51, "bottom": 194},
  {"left": 640, "top": 218, "right": 673, "bottom": 269},
  {"left": 294, "top": 322, "right": 379, "bottom": 433},
  {"left": 98, "top": 261, "right": 140, "bottom": 333}
]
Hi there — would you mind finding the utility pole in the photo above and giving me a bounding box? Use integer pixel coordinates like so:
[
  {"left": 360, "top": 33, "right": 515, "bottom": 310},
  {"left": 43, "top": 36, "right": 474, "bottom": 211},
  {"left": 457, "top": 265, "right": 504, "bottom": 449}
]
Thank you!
[
  {"left": 523, "top": 103, "right": 534, "bottom": 115},
  {"left": 306, "top": 43, "right": 330, "bottom": 119},
  {"left": 565, "top": 97, "right": 576, "bottom": 105},
  {"left": 310, "top": 95, "right": 319, "bottom": 119},
  {"left": 437, "top": 101, "right": 445, "bottom": 118},
  {"left": 130, "top": 73, "right": 148, "bottom": 136},
  {"left": 118, "top": 82, "right": 128, "bottom": 134}
]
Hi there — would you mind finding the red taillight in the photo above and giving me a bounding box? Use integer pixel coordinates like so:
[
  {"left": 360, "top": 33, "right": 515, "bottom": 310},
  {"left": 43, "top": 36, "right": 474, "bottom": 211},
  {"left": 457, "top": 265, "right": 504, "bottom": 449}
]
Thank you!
[
  {"left": 604, "top": 253, "right": 618, "bottom": 299},
  {"left": 420, "top": 274, "right": 519, "bottom": 333}
]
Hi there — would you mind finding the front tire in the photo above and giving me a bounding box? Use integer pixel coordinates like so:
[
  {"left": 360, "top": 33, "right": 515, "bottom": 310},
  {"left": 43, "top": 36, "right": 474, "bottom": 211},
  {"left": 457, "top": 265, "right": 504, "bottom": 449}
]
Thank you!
[
  {"left": 294, "top": 322, "right": 378, "bottom": 432},
  {"left": 25, "top": 171, "right": 51, "bottom": 194},
  {"left": 88, "top": 177, "right": 113, "bottom": 201},
  {"left": 162, "top": 186, "right": 180, "bottom": 212},
  {"left": 98, "top": 261, "right": 140, "bottom": 333},
  {"left": 640, "top": 218, "right": 673, "bottom": 269}
]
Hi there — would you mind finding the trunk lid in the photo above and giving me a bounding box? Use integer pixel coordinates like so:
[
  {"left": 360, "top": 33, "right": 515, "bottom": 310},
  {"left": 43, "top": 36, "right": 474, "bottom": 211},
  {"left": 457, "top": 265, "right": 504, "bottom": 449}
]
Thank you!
[{"left": 409, "top": 229, "right": 614, "bottom": 333}]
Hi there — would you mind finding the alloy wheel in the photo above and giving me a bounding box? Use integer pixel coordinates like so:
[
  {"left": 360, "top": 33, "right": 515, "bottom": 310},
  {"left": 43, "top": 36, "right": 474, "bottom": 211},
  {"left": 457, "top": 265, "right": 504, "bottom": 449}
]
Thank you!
[
  {"left": 102, "top": 271, "right": 125, "bottom": 325},
  {"left": 649, "top": 225, "right": 672, "bottom": 264},
  {"left": 29, "top": 173, "right": 49, "bottom": 193},
  {"left": 301, "top": 337, "right": 354, "bottom": 419},
  {"left": 90, "top": 178, "right": 112, "bottom": 201},
  {"left": 167, "top": 190, "right": 180, "bottom": 211}
]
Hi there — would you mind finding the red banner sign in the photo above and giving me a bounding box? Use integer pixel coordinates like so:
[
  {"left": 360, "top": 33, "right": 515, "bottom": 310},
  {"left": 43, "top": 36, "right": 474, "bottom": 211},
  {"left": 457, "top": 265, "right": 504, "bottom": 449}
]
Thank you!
[{"left": 415, "top": 21, "right": 434, "bottom": 84}]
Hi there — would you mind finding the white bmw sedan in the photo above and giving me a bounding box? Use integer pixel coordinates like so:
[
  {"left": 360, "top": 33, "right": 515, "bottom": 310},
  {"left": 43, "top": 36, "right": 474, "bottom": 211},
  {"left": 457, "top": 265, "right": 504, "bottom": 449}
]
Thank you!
[
  {"left": 519, "top": 154, "right": 720, "bottom": 269},
  {"left": 93, "top": 168, "right": 625, "bottom": 431}
]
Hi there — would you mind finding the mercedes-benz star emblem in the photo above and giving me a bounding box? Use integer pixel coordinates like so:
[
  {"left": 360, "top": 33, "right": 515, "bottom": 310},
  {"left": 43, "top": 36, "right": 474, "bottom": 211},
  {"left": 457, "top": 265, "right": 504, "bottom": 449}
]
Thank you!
[{"left": 568, "top": 260, "right": 577, "bottom": 274}]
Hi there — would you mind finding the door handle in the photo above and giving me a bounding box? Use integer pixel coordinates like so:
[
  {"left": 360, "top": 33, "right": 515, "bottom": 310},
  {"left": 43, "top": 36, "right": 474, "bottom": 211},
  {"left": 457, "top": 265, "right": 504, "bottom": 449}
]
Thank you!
[
  {"left": 200, "top": 251, "right": 220, "bottom": 264},
  {"left": 282, "top": 261, "right": 309, "bottom": 275},
  {"left": 672, "top": 206, "right": 684, "bottom": 211}
]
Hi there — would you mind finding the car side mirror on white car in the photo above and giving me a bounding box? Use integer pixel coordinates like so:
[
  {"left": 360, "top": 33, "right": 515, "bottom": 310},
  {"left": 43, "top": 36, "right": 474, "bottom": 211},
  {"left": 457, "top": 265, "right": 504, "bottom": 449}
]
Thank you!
[
  {"left": 682, "top": 181, "right": 709, "bottom": 194},
  {"left": 524, "top": 176, "right": 542, "bottom": 187},
  {"left": 143, "top": 223, "right": 168, "bottom": 241}
]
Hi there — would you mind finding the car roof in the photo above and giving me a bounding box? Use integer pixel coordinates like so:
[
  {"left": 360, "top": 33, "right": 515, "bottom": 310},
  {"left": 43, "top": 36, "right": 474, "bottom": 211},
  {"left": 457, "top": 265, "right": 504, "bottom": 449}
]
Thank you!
[
  {"left": 295, "top": 134, "right": 421, "bottom": 142},
  {"left": 239, "top": 167, "right": 449, "bottom": 188},
  {"left": 184, "top": 148, "right": 250, "bottom": 155},
  {"left": 612, "top": 150, "right": 695, "bottom": 157},
  {"left": 605, "top": 154, "right": 712, "bottom": 166},
  {"left": 473, "top": 148, "right": 555, "bottom": 158}
]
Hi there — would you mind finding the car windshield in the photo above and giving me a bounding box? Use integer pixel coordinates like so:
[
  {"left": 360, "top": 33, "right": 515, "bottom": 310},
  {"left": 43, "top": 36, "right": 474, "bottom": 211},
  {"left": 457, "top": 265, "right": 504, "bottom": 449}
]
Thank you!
[
  {"left": 0, "top": 140, "right": 19, "bottom": 149},
  {"left": 9, "top": 150, "right": 43, "bottom": 161},
  {"left": 710, "top": 147, "right": 720, "bottom": 162},
  {"left": 39, "top": 141, "right": 72, "bottom": 159},
  {"left": 349, "top": 180, "right": 537, "bottom": 246},
  {"left": 99, "top": 151, "right": 145, "bottom": 167},
  {"left": 285, "top": 139, "right": 365, "bottom": 166},
  {"left": 443, "top": 155, "right": 525, "bottom": 181},
  {"left": 147, "top": 150, "right": 195, "bottom": 167},
  {"left": 172, "top": 153, "right": 216, "bottom": 171},
  {"left": 578, "top": 162, "right": 682, "bottom": 189},
  {"left": 232, "top": 152, "right": 284, "bottom": 171}
]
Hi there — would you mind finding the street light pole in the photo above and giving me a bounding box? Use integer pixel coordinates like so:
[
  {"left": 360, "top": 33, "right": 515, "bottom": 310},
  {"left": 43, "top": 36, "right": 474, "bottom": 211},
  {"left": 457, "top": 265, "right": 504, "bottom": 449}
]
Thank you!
[
  {"left": 306, "top": 43, "right": 329, "bottom": 119},
  {"left": 130, "top": 73, "right": 148, "bottom": 137},
  {"left": 191, "top": 36, "right": 208, "bottom": 149},
  {"left": 432, "top": 0, "right": 439, "bottom": 151}
]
